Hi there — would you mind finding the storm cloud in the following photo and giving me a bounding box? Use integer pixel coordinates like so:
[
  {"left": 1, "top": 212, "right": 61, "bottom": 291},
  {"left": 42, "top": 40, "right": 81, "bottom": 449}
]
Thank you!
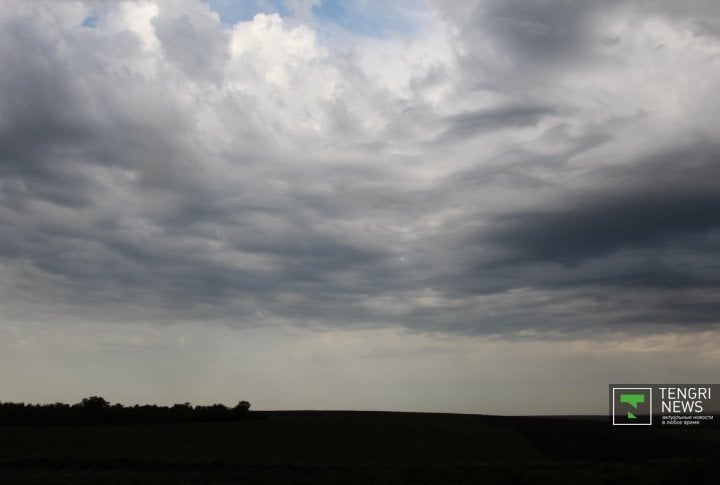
[{"left": 1, "top": 0, "right": 719, "bottom": 342}]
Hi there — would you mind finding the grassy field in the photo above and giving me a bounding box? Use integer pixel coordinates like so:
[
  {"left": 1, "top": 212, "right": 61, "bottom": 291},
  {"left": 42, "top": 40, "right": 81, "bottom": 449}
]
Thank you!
[{"left": 1, "top": 411, "right": 718, "bottom": 483}]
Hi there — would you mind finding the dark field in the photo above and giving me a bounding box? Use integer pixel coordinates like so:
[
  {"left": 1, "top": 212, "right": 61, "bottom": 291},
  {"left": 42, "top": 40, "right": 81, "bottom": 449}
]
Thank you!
[{"left": 1, "top": 411, "right": 718, "bottom": 484}]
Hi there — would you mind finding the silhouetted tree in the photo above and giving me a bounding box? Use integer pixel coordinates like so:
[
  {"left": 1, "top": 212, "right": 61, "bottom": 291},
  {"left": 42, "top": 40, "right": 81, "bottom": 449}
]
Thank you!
[
  {"left": 234, "top": 400, "right": 251, "bottom": 419},
  {"left": 81, "top": 396, "right": 110, "bottom": 423}
]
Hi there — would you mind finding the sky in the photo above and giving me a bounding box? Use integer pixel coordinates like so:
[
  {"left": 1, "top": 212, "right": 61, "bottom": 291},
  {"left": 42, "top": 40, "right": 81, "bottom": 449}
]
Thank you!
[{"left": 1, "top": 0, "right": 719, "bottom": 415}]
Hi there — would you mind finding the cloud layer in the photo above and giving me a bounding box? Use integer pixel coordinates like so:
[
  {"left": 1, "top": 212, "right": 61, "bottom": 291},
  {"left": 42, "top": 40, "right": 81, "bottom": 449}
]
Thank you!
[{"left": 1, "top": 0, "right": 719, "bottom": 338}]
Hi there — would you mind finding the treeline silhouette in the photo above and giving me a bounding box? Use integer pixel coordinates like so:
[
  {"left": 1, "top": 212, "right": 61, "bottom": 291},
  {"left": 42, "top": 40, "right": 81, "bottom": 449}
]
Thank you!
[{"left": 0, "top": 397, "right": 251, "bottom": 425}]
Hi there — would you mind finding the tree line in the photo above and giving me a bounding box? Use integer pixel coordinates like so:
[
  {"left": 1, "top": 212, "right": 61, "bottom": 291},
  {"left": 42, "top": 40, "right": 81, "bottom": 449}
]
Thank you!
[{"left": 0, "top": 397, "right": 251, "bottom": 425}]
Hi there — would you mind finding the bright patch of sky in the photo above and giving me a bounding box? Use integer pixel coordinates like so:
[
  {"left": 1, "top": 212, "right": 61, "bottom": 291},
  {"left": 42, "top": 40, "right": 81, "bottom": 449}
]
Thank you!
[
  {"left": 203, "top": 0, "right": 425, "bottom": 36},
  {"left": 312, "top": 0, "right": 419, "bottom": 36},
  {"left": 80, "top": 12, "right": 98, "bottom": 28},
  {"left": 202, "top": 0, "right": 289, "bottom": 24}
]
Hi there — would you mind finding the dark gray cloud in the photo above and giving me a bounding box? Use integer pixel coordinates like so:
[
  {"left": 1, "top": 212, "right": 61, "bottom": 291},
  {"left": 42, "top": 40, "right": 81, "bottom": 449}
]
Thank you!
[
  {"left": 478, "top": 142, "right": 720, "bottom": 264},
  {"left": 464, "top": 0, "right": 613, "bottom": 63},
  {"left": 486, "top": 186, "right": 720, "bottom": 264},
  {"left": 441, "top": 104, "right": 555, "bottom": 141},
  {"left": 430, "top": 0, "right": 627, "bottom": 94}
]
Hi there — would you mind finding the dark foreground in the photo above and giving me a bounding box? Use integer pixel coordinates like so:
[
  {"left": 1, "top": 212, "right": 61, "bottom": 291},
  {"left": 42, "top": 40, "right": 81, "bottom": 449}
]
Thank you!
[{"left": 1, "top": 411, "right": 718, "bottom": 484}]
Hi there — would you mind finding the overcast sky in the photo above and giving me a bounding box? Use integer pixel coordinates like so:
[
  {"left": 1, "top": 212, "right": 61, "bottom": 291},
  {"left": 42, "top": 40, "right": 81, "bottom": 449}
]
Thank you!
[{"left": 1, "top": 0, "right": 719, "bottom": 414}]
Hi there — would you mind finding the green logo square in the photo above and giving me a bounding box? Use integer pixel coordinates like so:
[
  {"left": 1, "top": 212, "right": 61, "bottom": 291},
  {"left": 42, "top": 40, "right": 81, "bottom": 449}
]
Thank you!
[{"left": 612, "top": 387, "right": 652, "bottom": 425}]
